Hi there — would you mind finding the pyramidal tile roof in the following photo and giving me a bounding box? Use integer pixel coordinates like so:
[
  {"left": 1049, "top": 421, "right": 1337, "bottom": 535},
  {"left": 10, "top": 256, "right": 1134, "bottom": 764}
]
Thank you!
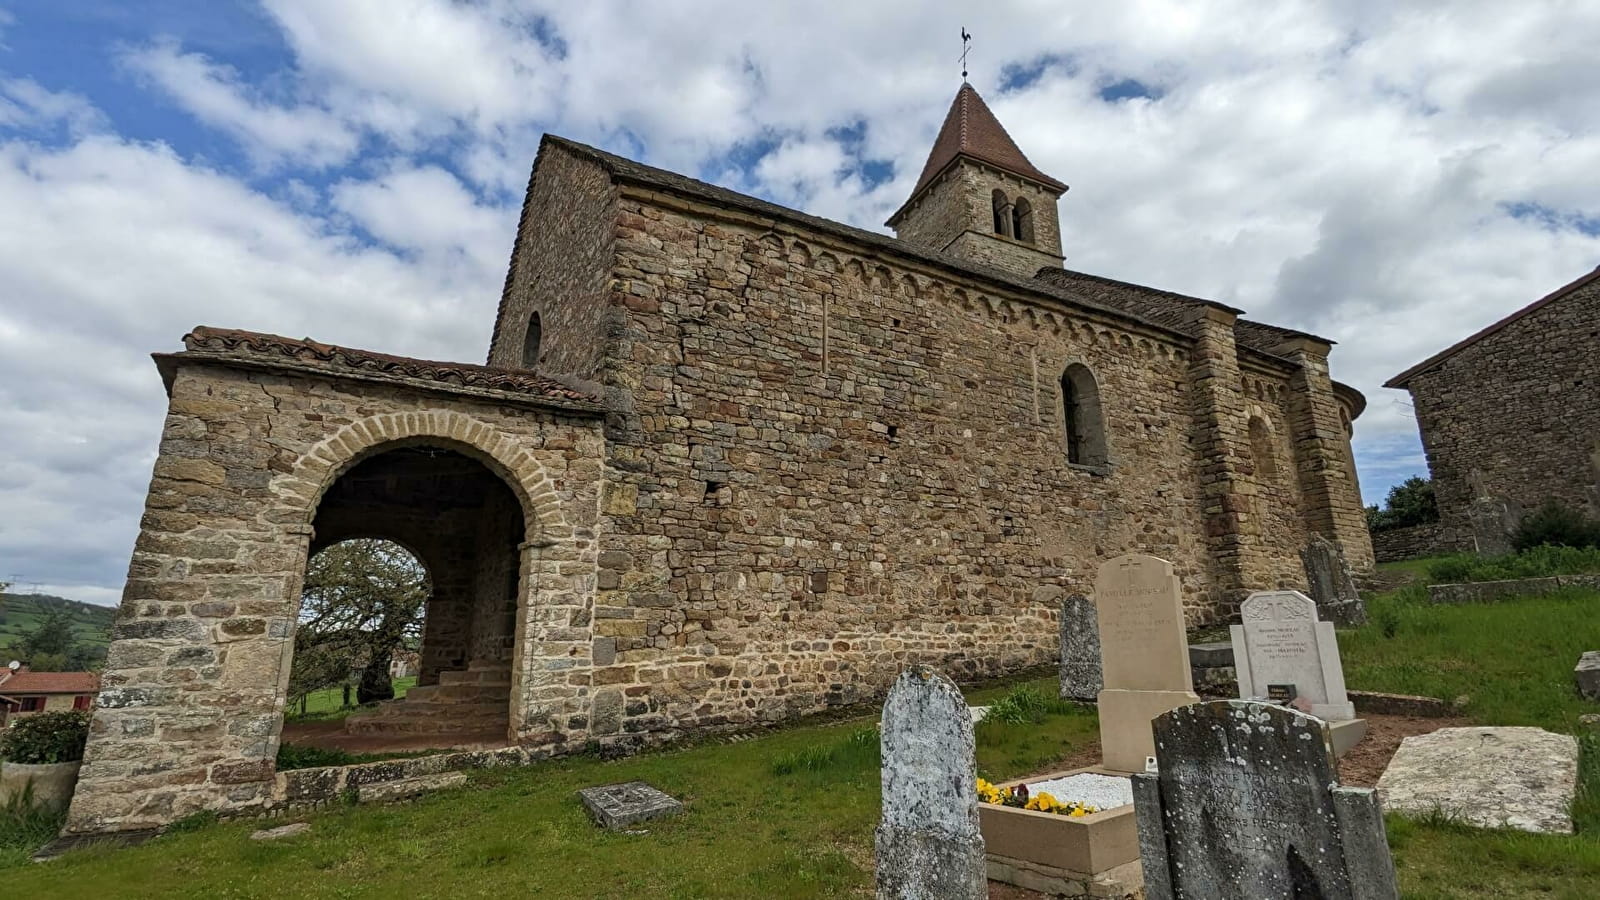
[{"left": 904, "top": 83, "right": 1067, "bottom": 204}]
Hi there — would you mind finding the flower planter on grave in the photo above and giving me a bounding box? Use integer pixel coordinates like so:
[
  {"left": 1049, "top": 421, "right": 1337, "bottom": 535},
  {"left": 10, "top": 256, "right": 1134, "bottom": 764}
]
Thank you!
[
  {"left": 0, "top": 760, "right": 83, "bottom": 813},
  {"left": 979, "top": 767, "right": 1143, "bottom": 899}
]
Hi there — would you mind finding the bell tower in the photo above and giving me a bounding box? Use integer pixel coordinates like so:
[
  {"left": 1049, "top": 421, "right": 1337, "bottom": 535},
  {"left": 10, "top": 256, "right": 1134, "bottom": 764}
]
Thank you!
[{"left": 886, "top": 83, "right": 1067, "bottom": 278}]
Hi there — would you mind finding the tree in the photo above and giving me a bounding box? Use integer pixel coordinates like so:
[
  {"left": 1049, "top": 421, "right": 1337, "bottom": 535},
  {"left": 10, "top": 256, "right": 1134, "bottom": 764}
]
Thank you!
[
  {"left": 11, "top": 606, "right": 82, "bottom": 671},
  {"left": 294, "top": 539, "right": 429, "bottom": 706},
  {"left": 1367, "top": 476, "right": 1439, "bottom": 532}
]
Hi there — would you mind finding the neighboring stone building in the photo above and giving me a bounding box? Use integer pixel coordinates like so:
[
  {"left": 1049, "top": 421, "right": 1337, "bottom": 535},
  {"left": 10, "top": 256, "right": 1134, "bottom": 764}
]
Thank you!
[
  {"left": 1386, "top": 267, "right": 1600, "bottom": 551},
  {"left": 67, "top": 83, "right": 1371, "bottom": 834}
]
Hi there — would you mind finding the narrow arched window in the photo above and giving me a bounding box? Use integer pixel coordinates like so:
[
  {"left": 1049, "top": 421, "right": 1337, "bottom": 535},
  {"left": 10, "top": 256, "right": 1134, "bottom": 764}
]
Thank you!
[
  {"left": 992, "top": 190, "right": 1013, "bottom": 238},
  {"left": 1249, "top": 415, "right": 1278, "bottom": 478},
  {"left": 520, "top": 312, "right": 542, "bottom": 369},
  {"left": 1061, "top": 364, "right": 1108, "bottom": 467},
  {"left": 1013, "top": 198, "right": 1034, "bottom": 244}
]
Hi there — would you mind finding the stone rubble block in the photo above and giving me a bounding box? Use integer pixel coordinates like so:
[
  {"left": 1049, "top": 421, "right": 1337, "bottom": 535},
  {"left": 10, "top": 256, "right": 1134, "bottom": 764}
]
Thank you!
[
  {"left": 1377, "top": 726, "right": 1580, "bottom": 834},
  {"left": 1576, "top": 651, "right": 1600, "bottom": 702}
]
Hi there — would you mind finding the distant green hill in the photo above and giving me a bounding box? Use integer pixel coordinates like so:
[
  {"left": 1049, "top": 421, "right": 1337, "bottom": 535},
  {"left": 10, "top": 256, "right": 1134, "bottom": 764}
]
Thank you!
[{"left": 0, "top": 592, "right": 115, "bottom": 664}]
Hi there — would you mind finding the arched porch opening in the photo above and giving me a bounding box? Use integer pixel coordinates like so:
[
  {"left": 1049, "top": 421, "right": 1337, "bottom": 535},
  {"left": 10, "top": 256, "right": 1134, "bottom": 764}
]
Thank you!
[{"left": 285, "top": 444, "right": 527, "bottom": 752}]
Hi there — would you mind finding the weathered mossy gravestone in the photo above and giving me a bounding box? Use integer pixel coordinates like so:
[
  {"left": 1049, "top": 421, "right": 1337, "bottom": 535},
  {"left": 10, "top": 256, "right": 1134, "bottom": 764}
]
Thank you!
[
  {"left": 1058, "top": 592, "right": 1103, "bottom": 701},
  {"left": 874, "top": 666, "right": 986, "bottom": 900},
  {"left": 1133, "top": 701, "right": 1399, "bottom": 900},
  {"left": 1299, "top": 534, "right": 1366, "bottom": 627}
]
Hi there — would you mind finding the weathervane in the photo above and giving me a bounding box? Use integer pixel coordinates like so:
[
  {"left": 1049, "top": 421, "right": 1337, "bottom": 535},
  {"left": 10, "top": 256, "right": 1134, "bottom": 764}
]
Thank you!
[{"left": 960, "top": 27, "right": 972, "bottom": 82}]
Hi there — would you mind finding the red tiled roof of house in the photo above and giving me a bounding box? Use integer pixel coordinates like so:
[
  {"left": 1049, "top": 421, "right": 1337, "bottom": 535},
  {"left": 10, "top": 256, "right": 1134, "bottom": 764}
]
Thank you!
[
  {"left": 0, "top": 670, "right": 99, "bottom": 695},
  {"left": 894, "top": 83, "right": 1067, "bottom": 222},
  {"left": 1385, "top": 266, "right": 1600, "bottom": 388}
]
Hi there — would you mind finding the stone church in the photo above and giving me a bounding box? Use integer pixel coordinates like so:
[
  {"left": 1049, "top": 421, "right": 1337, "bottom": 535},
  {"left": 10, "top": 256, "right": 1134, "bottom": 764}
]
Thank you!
[{"left": 67, "top": 84, "right": 1371, "bottom": 834}]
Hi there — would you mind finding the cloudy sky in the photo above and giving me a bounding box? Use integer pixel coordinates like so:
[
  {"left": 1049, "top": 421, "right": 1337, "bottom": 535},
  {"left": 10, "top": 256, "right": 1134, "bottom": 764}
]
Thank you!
[{"left": 2, "top": 1, "right": 1598, "bottom": 605}]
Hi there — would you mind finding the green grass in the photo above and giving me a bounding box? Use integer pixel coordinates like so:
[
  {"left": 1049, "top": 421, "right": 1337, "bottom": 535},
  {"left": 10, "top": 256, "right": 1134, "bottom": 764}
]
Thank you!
[
  {"left": 0, "top": 675, "right": 1094, "bottom": 899},
  {"left": 0, "top": 592, "right": 113, "bottom": 657},
  {"left": 0, "top": 785, "right": 67, "bottom": 868},
  {"left": 1423, "top": 545, "right": 1600, "bottom": 584},
  {"left": 7, "top": 584, "right": 1600, "bottom": 897},
  {"left": 288, "top": 677, "right": 417, "bottom": 721},
  {"left": 1337, "top": 584, "right": 1600, "bottom": 896}
]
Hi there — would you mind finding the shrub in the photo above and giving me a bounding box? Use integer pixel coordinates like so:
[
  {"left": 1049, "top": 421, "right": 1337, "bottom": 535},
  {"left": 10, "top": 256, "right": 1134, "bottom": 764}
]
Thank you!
[
  {"left": 0, "top": 710, "right": 89, "bottom": 764},
  {"left": 275, "top": 743, "right": 359, "bottom": 771},
  {"left": 1424, "top": 545, "right": 1600, "bottom": 584},
  {"left": 984, "top": 684, "right": 1074, "bottom": 726},
  {"left": 1368, "top": 477, "right": 1440, "bottom": 533},
  {"left": 1513, "top": 502, "right": 1600, "bottom": 552}
]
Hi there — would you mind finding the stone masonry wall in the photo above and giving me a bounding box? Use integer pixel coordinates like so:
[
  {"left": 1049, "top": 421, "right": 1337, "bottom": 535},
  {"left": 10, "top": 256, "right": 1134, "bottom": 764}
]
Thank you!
[
  {"left": 67, "top": 362, "right": 603, "bottom": 834},
  {"left": 892, "top": 160, "right": 1064, "bottom": 279},
  {"left": 488, "top": 145, "right": 618, "bottom": 381},
  {"left": 1371, "top": 521, "right": 1459, "bottom": 562},
  {"left": 1406, "top": 278, "right": 1600, "bottom": 542},
  {"left": 542, "top": 184, "right": 1324, "bottom": 742}
]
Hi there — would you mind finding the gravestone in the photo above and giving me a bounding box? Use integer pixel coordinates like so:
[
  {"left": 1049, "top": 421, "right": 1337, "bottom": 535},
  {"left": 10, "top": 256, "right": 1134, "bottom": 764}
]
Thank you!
[
  {"left": 1095, "top": 554, "right": 1199, "bottom": 772},
  {"left": 1300, "top": 534, "right": 1367, "bottom": 627},
  {"left": 1230, "top": 590, "right": 1355, "bottom": 721},
  {"left": 578, "top": 781, "right": 684, "bottom": 830},
  {"left": 874, "top": 666, "right": 986, "bottom": 900},
  {"left": 1133, "top": 701, "right": 1399, "bottom": 900},
  {"left": 1059, "top": 592, "right": 1103, "bottom": 701}
]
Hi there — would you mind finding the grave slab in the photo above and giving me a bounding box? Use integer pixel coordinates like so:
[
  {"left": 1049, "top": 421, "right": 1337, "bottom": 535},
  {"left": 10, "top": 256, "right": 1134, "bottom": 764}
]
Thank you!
[
  {"left": 1377, "top": 726, "right": 1579, "bottom": 834},
  {"left": 578, "top": 780, "right": 685, "bottom": 830}
]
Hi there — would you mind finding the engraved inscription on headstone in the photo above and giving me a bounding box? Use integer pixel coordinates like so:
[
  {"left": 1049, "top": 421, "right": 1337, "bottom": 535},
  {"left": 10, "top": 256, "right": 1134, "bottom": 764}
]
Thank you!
[
  {"left": 1094, "top": 554, "right": 1199, "bottom": 772},
  {"left": 1095, "top": 554, "right": 1191, "bottom": 692},
  {"left": 874, "top": 666, "right": 986, "bottom": 900},
  {"left": 1059, "top": 592, "right": 1103, "bottom": 701},
  {"left": 1231, "top": 591, "right": 1354, "bottom": 721},
  {"left": 1133, "top": 701, "right": 1400, "bottom": 900},
  {"left": 577, "top": 781, "right": 684, "bottom": 830}
]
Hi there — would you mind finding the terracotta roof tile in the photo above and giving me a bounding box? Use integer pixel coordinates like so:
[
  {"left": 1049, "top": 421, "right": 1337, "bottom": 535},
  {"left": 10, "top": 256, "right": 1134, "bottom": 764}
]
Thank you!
[
  {"left": 176, "top": 327, "right": 604, "bottom": 408},
  {"left": 0, "top": 671, "right": 99, "bottom": 695},
  {"left": 896, "top": 83, "right": 1066, "bottom": 219}
]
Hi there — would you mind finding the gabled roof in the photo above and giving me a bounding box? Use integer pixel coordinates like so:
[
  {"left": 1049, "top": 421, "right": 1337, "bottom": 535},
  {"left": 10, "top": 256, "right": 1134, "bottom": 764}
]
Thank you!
[
  {"left": 888, "top": 83, "right": 1067, "bottom": 224},
  {"left": 0, "top": 670, "right": 98, "bottom": 696},
  {"left": 1385, "top": 265, "right": 1600, "bottom": 388},
  {"left": 541, "top": 136, "right": 1189, "bottom": 343},
  {"left": 160, "top": 327, "right": 605, "bottom": 412}
]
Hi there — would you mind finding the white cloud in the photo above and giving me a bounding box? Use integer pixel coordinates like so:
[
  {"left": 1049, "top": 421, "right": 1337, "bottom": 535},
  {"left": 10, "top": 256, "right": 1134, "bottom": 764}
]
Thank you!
[
  {"left": 0, "top": 78, "right": 106, "bottom": 136},
  {"left": 122, "top": 38, "right": 359, "bottom": 168},
  {"left": 4, "top": 0, "right": 1600, "bottom": 604}
]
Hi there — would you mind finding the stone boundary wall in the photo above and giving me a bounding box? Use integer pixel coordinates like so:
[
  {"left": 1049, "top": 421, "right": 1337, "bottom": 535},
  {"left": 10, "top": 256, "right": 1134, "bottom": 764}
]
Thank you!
[
  {"left": 271, "top": 746, "right": 539, "bottom": 813},
  {"left": 1348, "top": 690, "right": 1464, "bottom": 718},
  {"left": 1371, "top": 522, "right": 1456, "bottom": 562},
  {"left": 1427, "top": 573, "right": 1600, "bottom": 604}
]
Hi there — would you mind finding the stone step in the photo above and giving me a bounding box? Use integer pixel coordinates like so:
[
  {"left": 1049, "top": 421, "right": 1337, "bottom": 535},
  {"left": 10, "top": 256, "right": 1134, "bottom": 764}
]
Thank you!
[
  {"left": 438, "top": 667, "right": 513, "bottom": 685},
  {"left": 352, "top": 699, "right": 507, "bottom": 720},
  {"left": 344, "top": 714, "right": 508, "bottom": 736},
  {"left": 404, "top": 683, "right": 511, "bottom": 704}
]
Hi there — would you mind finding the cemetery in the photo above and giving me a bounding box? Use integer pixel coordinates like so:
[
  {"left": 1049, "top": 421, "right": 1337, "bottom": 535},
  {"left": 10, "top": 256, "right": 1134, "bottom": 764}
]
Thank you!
[{"left": 3, "top": 547, "right": 1599, "bottom": 897}]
